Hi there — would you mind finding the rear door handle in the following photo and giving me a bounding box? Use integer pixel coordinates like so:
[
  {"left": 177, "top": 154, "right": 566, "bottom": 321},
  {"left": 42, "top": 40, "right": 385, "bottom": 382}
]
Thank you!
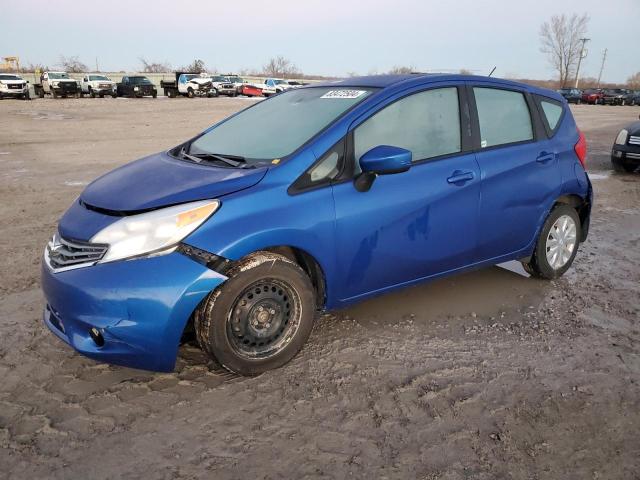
[
  {"left": 536, "top": 152, "right": 556, "bottom": 164},
  {"left": 447, "top": 170, "right": 475, "bottom": 185}
]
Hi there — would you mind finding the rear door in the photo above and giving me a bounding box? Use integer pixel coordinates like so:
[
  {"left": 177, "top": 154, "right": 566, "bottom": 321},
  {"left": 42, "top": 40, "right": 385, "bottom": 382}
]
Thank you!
[
  {"left": 331, "top": 84, "right": 481, "bottom": 302},
  {"left": 469, "top": 83, "right": 561, "bottom": 261}
]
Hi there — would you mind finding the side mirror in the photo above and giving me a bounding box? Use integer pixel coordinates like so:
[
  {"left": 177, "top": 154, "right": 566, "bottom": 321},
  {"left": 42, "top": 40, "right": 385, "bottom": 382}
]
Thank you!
[{"left": 355, "top": 145, "right": 412, "bottom": 192}]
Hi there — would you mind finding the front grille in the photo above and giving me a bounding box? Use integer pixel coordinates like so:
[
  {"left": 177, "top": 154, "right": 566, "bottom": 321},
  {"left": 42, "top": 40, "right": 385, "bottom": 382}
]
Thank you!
[
  {"left": 59, "top": 82, "right": 78, "bottom": 92},
  {"left": 98, "top": 83, "right": 111, "bottom": 89},
  {"left": 8, "top": 83, "right": 23, "bottom": 89},
  {"left": 45, "top": 233, "right": 108, "bottom": 271},
  {"left": 628, "top": 136, "right": 640, "bottom": 146},
  {"left": 626, "top": 152, "right": 640, "bottom": 160}
]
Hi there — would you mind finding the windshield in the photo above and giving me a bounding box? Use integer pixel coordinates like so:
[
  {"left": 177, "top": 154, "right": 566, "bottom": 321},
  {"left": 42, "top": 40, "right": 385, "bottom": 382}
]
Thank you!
[
  {"left": 228, "top": 76, "right": 243, "bottom": 83},
  {"left": 211, "top": 76, "right": 229, "bottom": 82},
  {"left": 129, "top": 76, "right": 152, "bottom": 85},
  {"left": 274, "top": 79, "right": 287, "bottom": 85},
  {"left": 90, "top": 75, "right": 110, "bottom": 81},
  {"left": 183, "top": 74, "right": 198, "bottom": 81},
  {"left": 189, "top": 87, "right": 374, "bottom": 163},
  {"left": 0, "top": 74, "right": 21, "bottom": 80},
  {"left": 49, "top": 72, "right": 70, "bottom": 79}
]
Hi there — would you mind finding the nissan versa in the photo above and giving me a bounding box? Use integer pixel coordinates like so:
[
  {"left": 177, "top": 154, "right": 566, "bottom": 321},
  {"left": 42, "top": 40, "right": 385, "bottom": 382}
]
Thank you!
[{"left": 42, "top": 74, "right": 592, "bottom": 375}]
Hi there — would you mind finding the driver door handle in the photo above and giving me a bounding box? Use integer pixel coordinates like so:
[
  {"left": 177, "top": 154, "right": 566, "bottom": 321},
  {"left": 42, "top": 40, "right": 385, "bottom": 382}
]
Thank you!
[{"left": 447, "top": 171, "right": 475, "bottom": 185}]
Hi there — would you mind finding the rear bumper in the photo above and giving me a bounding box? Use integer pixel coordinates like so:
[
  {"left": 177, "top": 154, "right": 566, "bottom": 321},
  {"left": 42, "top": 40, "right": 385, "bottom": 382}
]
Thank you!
[{"left": 41, "top": 251, "right": 227, "bottom": 371}]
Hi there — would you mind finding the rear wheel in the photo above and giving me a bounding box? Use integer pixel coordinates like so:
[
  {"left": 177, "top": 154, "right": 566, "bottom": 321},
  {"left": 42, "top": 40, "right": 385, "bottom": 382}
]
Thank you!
[
  {"left": 195, "top": 252, "right": 315, "bottom": 375},
  {"left": 522, "top": 205, "right": 581, "bottom": 280}
]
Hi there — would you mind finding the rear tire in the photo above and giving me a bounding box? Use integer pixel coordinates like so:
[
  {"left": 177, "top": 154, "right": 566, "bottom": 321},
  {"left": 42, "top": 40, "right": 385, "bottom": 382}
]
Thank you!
[
  {"left": 195, "top": 252, "right": 315, "bottom": 376},
  {"left": 521, "top": 205, "right": 581, "bottom": 280}
]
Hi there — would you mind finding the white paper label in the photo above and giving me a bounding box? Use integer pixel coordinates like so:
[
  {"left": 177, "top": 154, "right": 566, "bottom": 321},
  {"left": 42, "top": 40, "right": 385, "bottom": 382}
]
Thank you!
[{"left": 321, "top": 90, "right": 367, "bottom": 99}]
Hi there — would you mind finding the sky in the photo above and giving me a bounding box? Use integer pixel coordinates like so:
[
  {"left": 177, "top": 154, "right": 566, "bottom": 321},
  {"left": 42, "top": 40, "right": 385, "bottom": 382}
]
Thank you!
[{"left": 1, "top": 0, "right": 639, "bottom": 83}]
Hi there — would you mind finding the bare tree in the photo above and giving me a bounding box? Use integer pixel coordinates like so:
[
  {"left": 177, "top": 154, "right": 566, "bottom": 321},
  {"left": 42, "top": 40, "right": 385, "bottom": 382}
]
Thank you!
[
  {"left": 139, "top": 57, "right": 172, "bottom": 73},
  {"left": 58, "top": 55, "right": 88, "bottom": 73},
  {"left": 181, "top": 59, "right": 206, "bottom": 73},
  {"left": 628, "top": 72, "right": 640, "bottom": 90},
  {"left": 262, "top": 56, "right": 300, "bottom": 77},
  {"left": 387, "top": 65, "right": 414, "bottom": 75},
  {"left": 539, "top": 13, "right": 589, "bottom": 87},
  {"left": 459, "top": 68, "right": 473, "bottom": 75}
]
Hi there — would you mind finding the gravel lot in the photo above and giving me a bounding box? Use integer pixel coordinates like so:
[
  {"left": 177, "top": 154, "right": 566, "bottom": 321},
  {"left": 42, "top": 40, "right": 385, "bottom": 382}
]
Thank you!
[{"left": 0, "top": 97, "right": 639, "bottom": 479}]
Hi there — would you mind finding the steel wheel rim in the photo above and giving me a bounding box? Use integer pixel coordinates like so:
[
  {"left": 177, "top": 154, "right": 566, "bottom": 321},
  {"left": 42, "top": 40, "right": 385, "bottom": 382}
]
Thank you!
[
  {"left": 545, "top": 214, "right": 577, "bottom": 270},
  {"left": 226, "top": 278, "right": 302, "bottom": 359}
]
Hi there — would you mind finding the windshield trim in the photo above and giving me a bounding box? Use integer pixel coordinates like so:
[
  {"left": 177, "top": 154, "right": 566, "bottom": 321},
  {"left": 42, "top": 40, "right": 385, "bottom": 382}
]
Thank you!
[{"left": 169, "top": 86, "right": 381, "bottom": 168}]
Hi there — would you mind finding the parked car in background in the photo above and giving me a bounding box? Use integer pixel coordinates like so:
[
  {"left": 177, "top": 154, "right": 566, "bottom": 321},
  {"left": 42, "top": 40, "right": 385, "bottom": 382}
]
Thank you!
[
  {"left": 161, "top": 72, "right": 215, "bottom": 98},
  {"left": 581, "top": 88, "right": 604, "bottom": 105},
  {"left": 611, "top": 115, "right": 640, "bottom": 172},
  {"left": 34, "top": 71, "right": 81, "bottom": 98},
  {"left": 557, "top": 88, "right": 582, "bottom": 104},
  {"left": 209, "top": 75, "right": 236, "bottom": 96},
  {"left": 225, "top": 74, "right": 248, "bottom": 95},
  {"left": 287, "top": 80, "right": 306, "bottom": 88},
  {"left": 264, "top": 78, "right": 292, "bottom": 94},
  {"left": 81, "top": 74, "right": 117, "bottom": 98},
  {"left": 623, "top": 90, "right": 640, "bottom": 106},
  {"left": 0, "top": 73, "right": 29, "bottom": 100},
  {"left": 602, "top": 88, "right": 629, "bottom": 106},
  {"left": 240, "top": 83, "right": 265, "bottom": 97},
  {"left": 116, "top": 76, "right": 157, "bottom": 98},
  {"left": 41, "top": 74, "right": 592, "bottom": 376}
]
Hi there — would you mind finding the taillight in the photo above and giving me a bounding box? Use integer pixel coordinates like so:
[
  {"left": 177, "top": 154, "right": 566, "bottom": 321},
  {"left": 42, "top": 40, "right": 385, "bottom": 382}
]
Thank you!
[{"left": 574, "top": 129, "right": 587, "bottom": 168}]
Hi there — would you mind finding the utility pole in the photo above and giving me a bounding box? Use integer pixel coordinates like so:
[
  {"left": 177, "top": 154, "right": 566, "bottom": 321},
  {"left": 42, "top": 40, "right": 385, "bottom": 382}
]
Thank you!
[
  {"left": 95, "top": 57, "right": 99, "bottom": 72},
  {"left": 597, "top": 48, "right": 607, "bottom": 88},
  {"left": 574, "top": 37, "right": 590, "bottom": 89}
]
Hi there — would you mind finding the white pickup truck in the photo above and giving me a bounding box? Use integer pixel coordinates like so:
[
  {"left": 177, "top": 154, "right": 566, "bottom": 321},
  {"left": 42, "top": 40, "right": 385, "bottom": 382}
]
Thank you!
[
  {"left": 0, "top": 73, "right": 30, "bottom": 100},
  {"left": 33, "top": 71, "right": 81, "bottom": 98},
  {"left": 161, "top": 72, "right": 215, "bottom": 98},
  {"left": 81, "top": 74, "right": 117, "bottom": 98}
]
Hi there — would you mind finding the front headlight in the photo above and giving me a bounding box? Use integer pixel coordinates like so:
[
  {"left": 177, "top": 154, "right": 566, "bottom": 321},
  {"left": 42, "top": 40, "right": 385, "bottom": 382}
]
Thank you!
[
  {"left": 134, "top": 86, "right": 140, "bottom": 91},
  {"left": 52, "top": 81, "right": 59, "bottom": 87},
  {"left": 615, "top": 129, "right": 628, "bottom": 145},
  {"left": 91, "top": 200, "right": 219, "bottom": 263}
]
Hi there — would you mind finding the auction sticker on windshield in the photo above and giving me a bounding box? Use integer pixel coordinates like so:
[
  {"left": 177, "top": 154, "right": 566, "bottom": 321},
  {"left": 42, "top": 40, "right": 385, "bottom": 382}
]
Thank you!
[{"left": 321, "top": 90, "right": 368, "bottom": 99}]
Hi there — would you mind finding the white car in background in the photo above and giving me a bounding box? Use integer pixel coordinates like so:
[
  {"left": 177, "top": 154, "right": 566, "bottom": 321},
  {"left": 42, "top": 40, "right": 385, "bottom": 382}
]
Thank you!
[
  {"left": 0, "top": 73, "right": 29, "bottom": 100},
  {"left": 264, "top": 78, "right": 293, "bottom": 94},
  {"left": 81, "top": 74, "right": 117, "bottom": 98},
  {"left": 209, "top": 75, "right": 237, "bottom": 97}
]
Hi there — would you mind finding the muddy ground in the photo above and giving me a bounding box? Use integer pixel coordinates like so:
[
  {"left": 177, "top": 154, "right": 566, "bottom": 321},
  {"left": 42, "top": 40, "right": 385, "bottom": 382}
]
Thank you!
[{"left": 0, "top": 97, "right": 638, "bottom": 479}]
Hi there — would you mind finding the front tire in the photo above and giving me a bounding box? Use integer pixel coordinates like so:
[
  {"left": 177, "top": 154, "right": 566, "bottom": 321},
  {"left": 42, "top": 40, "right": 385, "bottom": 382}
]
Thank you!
[
  {"left": 522, "top": 205, "right": 581, "bottom": 280},
  {"left": 195, "top": 252, "right": 315, "bottom": 376}
]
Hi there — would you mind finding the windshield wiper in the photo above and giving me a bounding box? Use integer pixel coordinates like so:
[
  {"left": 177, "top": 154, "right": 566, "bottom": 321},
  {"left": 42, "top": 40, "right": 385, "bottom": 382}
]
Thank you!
[{"left": 179, "top": 147, "right": 252, "bottom": 169}]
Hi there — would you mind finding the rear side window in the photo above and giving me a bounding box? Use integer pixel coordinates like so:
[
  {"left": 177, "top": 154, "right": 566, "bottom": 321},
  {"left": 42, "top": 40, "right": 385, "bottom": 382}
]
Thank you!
[
  {"left": 539, "top": 99, "right": 563, "bottom": 134},
  {"left": 473, "top": 87, "right": 533, "bottom": 148},
  {"left": 354, "top": 87, "right": 461, "bottom": 164}
]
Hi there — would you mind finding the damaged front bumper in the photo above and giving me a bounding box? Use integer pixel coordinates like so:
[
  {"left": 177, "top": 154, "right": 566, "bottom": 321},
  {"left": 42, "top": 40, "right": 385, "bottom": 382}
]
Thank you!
[{"left": 41, "top": 250, "right": 227, "bottom": 371}]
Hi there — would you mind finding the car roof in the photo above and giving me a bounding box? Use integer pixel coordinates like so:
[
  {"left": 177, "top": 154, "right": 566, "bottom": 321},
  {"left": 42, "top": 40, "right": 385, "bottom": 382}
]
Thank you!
[{"left": 312, "top": 73, "right": 563, "bottom": 101}]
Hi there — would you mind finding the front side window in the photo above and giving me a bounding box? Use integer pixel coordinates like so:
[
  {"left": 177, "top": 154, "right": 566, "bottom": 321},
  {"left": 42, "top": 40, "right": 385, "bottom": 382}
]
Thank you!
[
  {"left": 189, "top": 87, "right": 374, "bottom": 163},
  {"left": 354, "top": 87, "right": 461, "bottom": 164},
  {"left": 473, "top": 87, "right": 533, "bottom": 148}
]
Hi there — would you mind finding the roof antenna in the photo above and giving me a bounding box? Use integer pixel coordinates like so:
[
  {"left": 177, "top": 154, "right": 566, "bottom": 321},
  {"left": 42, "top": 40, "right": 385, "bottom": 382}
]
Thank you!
[{"left": 488, "top": 66, "right": 496, "bottom": 77}]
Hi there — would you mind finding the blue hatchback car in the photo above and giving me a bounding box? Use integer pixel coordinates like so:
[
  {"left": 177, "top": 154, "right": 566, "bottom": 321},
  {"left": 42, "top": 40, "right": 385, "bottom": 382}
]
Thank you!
[{"left": 42, "top": 74, "right": 592, "bottom": 375}]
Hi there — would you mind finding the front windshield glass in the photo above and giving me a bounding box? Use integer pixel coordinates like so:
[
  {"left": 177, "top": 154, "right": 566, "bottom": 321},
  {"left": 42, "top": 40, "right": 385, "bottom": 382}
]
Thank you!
[
  {"left": 274, "top": 80, "right": 287, "bottom": 85},
  {"left": 0, "top": 74, "right": 21, "bottom": 80},
  {"left": 90, "top": 75, "right": 110, "bottom": 81},
  {"left": 129, "top": 76, "right": 151, "bottom": 85},
  {"left": 190, "top": 87, "right": 375, "bottom": 163},
  {"left": 49, "top": 72, "right": 70, "bottom": 79},
  {"left": 229, "top": 76, "right": 243, "bottom": 83},
  {"left": 211, "top": 76, "right": 229, "bottom": 82},
  {"left": 183, "top": 74, "right": 198, "bottom": 81}
]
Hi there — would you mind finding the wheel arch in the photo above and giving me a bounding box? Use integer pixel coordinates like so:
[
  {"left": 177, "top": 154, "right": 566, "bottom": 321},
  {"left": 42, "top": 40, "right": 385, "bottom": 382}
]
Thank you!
[{"left": 553, "top": 193, "right": 591, "bottom": 242}]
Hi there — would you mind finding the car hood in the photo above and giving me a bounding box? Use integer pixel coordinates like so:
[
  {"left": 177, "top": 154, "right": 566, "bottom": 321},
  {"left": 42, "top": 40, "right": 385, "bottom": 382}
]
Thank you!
[
  {"left": 626, "top": 121, "right": 640, "bottom": 136},
  {"left": 80, "top": 151, "right": 268, "bottom": 213},
  {"left": 1, "top": 79, "right": 26, "bottom": 84}
]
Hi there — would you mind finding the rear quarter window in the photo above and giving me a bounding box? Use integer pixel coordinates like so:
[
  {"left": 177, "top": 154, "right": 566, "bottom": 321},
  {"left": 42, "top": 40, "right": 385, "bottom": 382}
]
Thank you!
[
  {"left": 536, "top": 96, "right": 564, "bottom": 137},
  {"left": 473, "top": 87, "right": 533, "bottom": 148}
]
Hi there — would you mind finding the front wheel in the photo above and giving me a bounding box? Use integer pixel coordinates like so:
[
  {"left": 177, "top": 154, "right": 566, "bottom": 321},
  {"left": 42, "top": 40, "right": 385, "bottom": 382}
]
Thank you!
[
  {"left": 522, "top": 205, "right": 581, "bottom": 280},
  {"left": 187, "top": 87, "right": 194, "bottom": 98},
  {"left": 195, "top": 252, "right": 315, "bottom": 376}
]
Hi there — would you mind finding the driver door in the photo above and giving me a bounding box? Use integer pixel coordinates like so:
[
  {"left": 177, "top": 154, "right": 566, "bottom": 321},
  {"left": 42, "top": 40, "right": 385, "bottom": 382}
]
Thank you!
[{"left": 331, "top": 85, "right": 481, "bottom": 303}]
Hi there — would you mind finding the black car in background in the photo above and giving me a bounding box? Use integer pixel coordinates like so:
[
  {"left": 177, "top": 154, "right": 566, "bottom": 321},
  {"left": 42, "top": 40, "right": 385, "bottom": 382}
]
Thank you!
[
  {"left": 557, "top": 88, "right": 582, "bottom": 104},
  {"left": 612, "top": 115, "right": 640, "bottom": 173},
  {"left": 116, "top": 76, "right": 157, "bottom": 98},
  {"left": 602, "top": 88, "right": 629, "bottom": 105},
  {"left": 623, "top": 90, "right": 640, "bottom": 106}
]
